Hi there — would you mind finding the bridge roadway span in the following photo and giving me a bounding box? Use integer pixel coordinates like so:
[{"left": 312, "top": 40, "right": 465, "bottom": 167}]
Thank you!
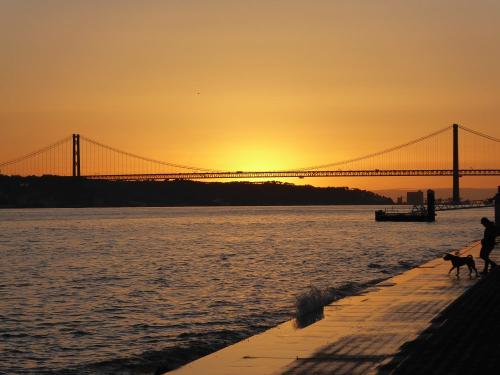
[
  {"left": 168, "top": 241, "right": 490, "bottom": 375},
  {"left": 86, "top": 169, "right": 500, "bottom": 180}
]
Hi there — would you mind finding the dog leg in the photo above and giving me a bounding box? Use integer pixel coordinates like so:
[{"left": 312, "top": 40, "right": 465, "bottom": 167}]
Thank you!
[
  {"left": 448, "top": 266, "right": 455, "bottom": 274},
  {"left": 468, "top": 265, "right": 475, "bottom": 277}
]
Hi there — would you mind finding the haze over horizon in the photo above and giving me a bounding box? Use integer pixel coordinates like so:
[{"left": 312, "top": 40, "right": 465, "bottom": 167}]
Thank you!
[{"left": 1, "top": 0, "right": 499, "bottom": 190}]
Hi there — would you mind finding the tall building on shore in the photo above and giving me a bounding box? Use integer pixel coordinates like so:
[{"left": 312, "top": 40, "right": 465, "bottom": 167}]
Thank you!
[{"left": 407, "top": 191, "right": 424, "bottom": 205}]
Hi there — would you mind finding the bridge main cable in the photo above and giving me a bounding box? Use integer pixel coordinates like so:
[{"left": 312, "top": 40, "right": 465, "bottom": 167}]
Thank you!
[
  {"left": 80, "top": 135, "right": 223, "bottom": 173},
  {"left": 0, "top": 136, "right": 72, "bottom": 169},
  {"left": 295, "top": 125, "right": 452, "bottom": 171},
  {"left": 458, "top": 125, "right": 500, "bottom": 143}
]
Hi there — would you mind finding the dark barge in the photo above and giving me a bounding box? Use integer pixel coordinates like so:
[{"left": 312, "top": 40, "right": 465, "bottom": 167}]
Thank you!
[{"left": 375, "top": 190, "right": 436, "bottom": 222}]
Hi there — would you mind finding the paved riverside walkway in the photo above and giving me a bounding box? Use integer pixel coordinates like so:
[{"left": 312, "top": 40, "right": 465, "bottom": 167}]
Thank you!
[
  {"left": 382, "top": 254, "right": 500, "bottom": 374},
  {"left": 169, "top": 241, "right": 490, "bottom": 375}
]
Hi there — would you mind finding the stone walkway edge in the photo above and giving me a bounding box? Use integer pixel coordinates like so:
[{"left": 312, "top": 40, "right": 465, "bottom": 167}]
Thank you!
[{"left": 169, "top": 241, "right": 483, "bottom": 375}]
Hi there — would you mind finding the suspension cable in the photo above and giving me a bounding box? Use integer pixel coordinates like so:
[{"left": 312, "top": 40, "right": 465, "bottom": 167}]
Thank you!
[
  {"left": 80, "top": 135, "right": 222, "bottom": 173},
  {"left": 458, "top": 125, "right": 500, "bottom": 142},
  {"left": 296, "top": 125, "right": 452, "bottom": 171},
  {"left": 0, "top": 136, "right": 72, "bottom": 168}
]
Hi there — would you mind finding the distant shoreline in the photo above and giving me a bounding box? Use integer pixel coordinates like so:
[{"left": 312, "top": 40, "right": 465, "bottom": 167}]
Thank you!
[
  {"left": 0, "top": 175, "right": 393, "bottom": 209},
  {"left": 0, "top": 202, "right": 393, "bottom": 209}
]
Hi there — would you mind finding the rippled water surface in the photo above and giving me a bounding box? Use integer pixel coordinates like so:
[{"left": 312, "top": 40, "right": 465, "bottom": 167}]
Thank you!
[{"left": 0, "top": 206, "right": 491, "bottom": 374}]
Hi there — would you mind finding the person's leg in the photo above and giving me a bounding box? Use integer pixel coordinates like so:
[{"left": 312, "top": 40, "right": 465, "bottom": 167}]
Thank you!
[
  {"left": 483, "top": 259, "right": 490, "bottom": 274},
  {"left": 489, "top": 248, "right": 497, "bottom": 269},
  {"left": 483, "top": 248, "right": 495, "bottom": 273},
  {"left": 480, "top": 247, "right": 489, "bottom": 274}
]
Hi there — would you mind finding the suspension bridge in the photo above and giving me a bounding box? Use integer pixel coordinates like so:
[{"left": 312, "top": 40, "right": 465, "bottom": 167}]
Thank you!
[{"left": 1, "top": 124, "right": 499, "bottom": 204}]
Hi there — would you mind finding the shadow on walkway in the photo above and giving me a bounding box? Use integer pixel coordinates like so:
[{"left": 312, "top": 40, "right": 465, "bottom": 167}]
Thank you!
[{"left": 380, "top": 269, "right": 500, "bottom": 375}]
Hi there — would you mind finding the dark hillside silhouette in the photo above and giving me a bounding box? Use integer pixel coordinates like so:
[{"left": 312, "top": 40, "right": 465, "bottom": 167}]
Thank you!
[{"left": 0, "top": 175, "right": 392, "bottom": 208}]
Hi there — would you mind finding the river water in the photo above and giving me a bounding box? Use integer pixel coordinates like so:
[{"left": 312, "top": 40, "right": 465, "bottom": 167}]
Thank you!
[{"left": 0, "top": 206, "right": 491, "bottom": 374}]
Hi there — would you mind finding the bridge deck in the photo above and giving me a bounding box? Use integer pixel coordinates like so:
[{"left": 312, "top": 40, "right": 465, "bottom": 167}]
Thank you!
[
  {"left": 435, "top": 202, "right": 493, "bottom": 211},
  {"left": 86, "top": 169, "right": 500, "bottom": 180},
  {"left": 169, "top": 241, "right": 491, "bottom": 375}
]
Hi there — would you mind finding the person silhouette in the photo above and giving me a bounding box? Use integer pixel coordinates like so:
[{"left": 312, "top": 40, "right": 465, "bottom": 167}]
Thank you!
[{"left": 479, "top": 217, "right": 497, "bottom": 275}]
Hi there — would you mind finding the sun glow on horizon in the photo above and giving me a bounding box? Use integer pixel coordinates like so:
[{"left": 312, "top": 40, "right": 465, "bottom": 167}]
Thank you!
[{"left": 1, "top": 1, "right": 500, "bottom": 190}]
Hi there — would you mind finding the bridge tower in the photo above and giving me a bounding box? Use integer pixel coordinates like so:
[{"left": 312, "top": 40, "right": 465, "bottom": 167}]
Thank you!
[
  {"left": 452, "top": 124, "right": 460, "bottom": 204},
  {"left": 72, "top": 133, "right": 81, "bottom": 177}
]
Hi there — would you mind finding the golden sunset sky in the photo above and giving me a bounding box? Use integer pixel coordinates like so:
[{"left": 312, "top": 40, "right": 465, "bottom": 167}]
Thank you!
[{"left": 1, "top": 1, "right": 499, "bottom": 190}]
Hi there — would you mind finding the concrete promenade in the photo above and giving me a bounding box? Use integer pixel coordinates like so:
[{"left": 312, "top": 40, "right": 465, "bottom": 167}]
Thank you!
[{"left": 169, "top": 241, "right": 495, "bottom": 375}]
